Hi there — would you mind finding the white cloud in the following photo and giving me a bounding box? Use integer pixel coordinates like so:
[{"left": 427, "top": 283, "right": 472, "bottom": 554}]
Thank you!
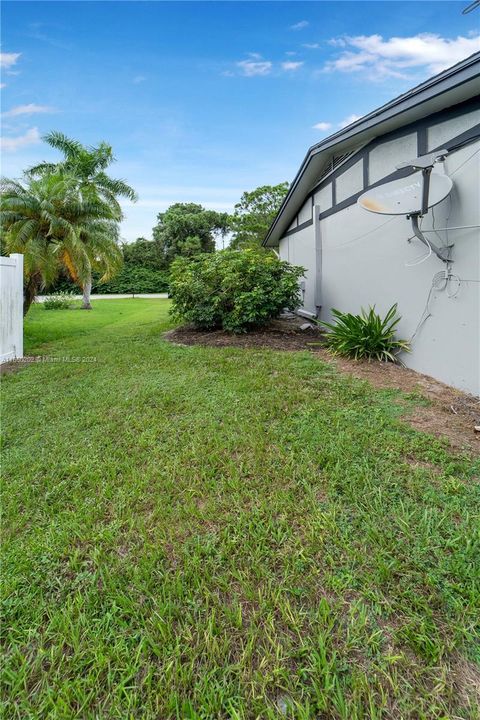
[
  {"left": 0, "top": 52, "right": 21, "bottom": 69},
  {"left": 328, "top": 38, "right": 347, "bottom": 48},
  {"left": 133, "top": 75, "right": 146, "bottom": 84},
  {"left": 0, "top": 127, "right": 41, "bottom": 152},
  {"left": 285, "top": 51, "right": 297, "bottom": 57},
  {"left": 338, "top": 114, "right": 363, "bottom": 128},
  {"left": 291, "top": 20, "right": 309, "bottom": 31},
  {"left": 281, "top": 61, "right": 304, "bottom": 71},
  {"left": 311, "top": 115, "right": 364, "bottom": 132},
  {"left": 237, "top": 56, "right": 272, "bottom": 76},
  {"left": 0, "top": 83, "right": 6, "bottom": 89},
  {"left": 26, "top": 22, "right": 71, "bottom": 51},
  {"left": 324, "top": 33, "right": 480, "bottom": 80},
  {"left": 2, "top": 103, "right": 56, "bottom": 118},
  {"left": 303, "top": 43, "right": 320, "bottom": 49}
]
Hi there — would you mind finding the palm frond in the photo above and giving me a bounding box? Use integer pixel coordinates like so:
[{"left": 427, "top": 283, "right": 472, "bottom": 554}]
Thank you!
[
  {"left": 43, "top": 131, "right": 83, "bottom": 160},
  {"left": 25, "top": 162, "right": 58, "bottom": 177},
  {"left": 95, "top": 173, "right": 138, "bottom": 201}
]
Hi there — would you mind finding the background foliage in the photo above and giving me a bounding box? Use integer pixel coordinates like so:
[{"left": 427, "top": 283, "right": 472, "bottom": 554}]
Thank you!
[
  {"left": 229, "top": 182, "right": 289, "bottom": 250},
  {"left": 50, "top": 265, "right": 169, "bottom": 295},
  {"left": 152, "top": 203, "right": 230, "bottom": 268}
]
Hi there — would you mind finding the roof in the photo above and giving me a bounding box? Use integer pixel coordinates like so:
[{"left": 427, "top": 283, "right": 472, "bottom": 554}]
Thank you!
[{"left": 264, "top": 51, "right": 480, "bottom": 247}]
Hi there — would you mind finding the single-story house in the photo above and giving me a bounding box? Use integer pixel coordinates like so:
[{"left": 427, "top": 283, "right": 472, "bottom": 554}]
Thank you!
[{"left": 264, "top": 52, "right": 480, "bottom": 396}]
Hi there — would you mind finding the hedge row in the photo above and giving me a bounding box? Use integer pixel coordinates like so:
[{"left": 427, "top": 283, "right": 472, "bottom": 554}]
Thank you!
[{"left": 48, "top": 266, "right": 170, "bottom": 295}]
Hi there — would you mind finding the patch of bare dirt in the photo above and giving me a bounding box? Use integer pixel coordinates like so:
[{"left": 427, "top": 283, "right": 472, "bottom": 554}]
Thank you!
[
  {"left": 0, "top": 357, "right": 38, "bottom": 375},
  {"left": 404, "top": 455, "right": 442, "bottom": 474},
  {"left": 164, "top": 318, "right": 480, "bottom": 453},
  {"left": 317, "top": 348, "right": 480, "bottom": 453},
  {"left": 451, "top": 654, "right": 480, "bottom": 709}
]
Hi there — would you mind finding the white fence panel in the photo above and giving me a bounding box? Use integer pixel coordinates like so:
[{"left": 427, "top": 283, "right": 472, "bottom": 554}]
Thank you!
[{"left": 0, "top": 254, "right": 24, "bottom": 363}]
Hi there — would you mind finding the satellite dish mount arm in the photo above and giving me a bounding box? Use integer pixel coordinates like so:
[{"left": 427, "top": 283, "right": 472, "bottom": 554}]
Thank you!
[
  {"left": 407, "top": 164, "right": 452, "bottom": 264},
  {"left": 420, "top": 166, "right": 432, "bottom": 216}
]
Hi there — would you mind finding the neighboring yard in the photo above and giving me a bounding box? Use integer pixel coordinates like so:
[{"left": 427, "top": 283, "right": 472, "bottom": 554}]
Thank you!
[{"left": 1, "top": 299, "right": 479, "bottom": 719}]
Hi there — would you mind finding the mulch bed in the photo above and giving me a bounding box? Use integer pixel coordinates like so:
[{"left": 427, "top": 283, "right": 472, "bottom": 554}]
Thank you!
[
  {"left": 164, "top": 318, "right": 480, "bottom": 453},
  {"left": 163, "top": 317, "right": 324, "bottom": 352}
]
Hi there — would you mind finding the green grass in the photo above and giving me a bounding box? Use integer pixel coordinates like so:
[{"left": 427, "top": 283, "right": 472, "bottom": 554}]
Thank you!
[{"left": 1, "top": 299, "right": 479, "bottom": 719}]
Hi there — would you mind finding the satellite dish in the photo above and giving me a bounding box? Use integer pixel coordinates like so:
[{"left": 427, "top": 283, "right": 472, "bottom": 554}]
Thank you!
[
  {"left": 358, "top": 171, "right": 453, "bottom": 216},
  {"left": 357, "top": 150, "right": 454, "bottom": 262}
]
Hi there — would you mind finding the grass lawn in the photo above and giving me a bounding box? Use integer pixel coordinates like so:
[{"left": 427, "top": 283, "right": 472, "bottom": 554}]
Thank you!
[{"left": 1, "top": 299, "right": 479, "bottom": 719}]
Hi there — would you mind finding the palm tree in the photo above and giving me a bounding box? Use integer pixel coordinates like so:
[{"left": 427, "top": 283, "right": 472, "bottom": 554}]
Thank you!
[
  {"left": 27, "top": 132, "right": 137, "bottom": 308},
  {"left": 0, "top": 174, "right": 121, "bottom": 315},
  {"left": 76, "top": 218, "right": 123, "bottom": 309}
]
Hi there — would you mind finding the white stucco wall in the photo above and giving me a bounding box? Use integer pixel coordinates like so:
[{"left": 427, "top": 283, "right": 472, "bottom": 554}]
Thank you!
[
  {"left": 0, "top": 254, "right": 24, "bottom": 363},
  {"left": 369, "top": 133, "right": 418, "bottom": 184},
  {"left": 427, "top": 108, "right": 480, "bottom": 151},
  {"left": 336, "top": 159, "right": 363, "bottom": 203},
  {"left": 297, "top": 198, "right": 313, "bottom": 225},
  {"left": 314, "top": 183, "right": 332, "bottom": 211},
  {"left": 279, "top": 223, "right": 317, "bottom": 316},
  {"left": 318, "top": 140, "right": 480, "bottom": 395}
]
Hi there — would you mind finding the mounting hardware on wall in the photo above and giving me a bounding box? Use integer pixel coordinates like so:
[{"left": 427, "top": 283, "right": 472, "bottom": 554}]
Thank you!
[{"left": 357, "top": 149, "right": 454, "bottom": 263}]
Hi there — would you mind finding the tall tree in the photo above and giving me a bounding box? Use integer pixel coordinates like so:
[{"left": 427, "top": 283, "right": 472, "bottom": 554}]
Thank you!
[
  {"left": 229, "top": 182, "right": 289, "bottom": 250},
  {"left": 27, "top": 131, "right": 137, "bottom": 308},
  {"left": 0, "top": 175, "right": 121, "bottom": 315},
  {"left": 121, "top": 236, "right": 165, "bottom": 270},
  {"left": 152, "top": 203, "right": 230, "bottom": 269}
]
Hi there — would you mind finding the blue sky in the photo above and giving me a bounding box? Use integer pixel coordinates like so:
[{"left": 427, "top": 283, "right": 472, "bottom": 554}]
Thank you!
[{"left": 1, "top": 1, "right": 479, "bottom": 241}]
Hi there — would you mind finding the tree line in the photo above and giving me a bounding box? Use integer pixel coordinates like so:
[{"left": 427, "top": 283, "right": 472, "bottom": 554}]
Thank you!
[{"left": 0, "top": 132, "right": 289, "bottom": 313}]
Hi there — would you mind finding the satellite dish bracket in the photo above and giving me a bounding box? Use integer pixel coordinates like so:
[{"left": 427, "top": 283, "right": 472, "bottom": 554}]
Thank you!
[
  {"left": 402, "top": 154, "right": 453, "bottom": 264},
  {"left": 420, "top": 166, "right": 432, "bottom": 216},
  {"left": 407, "top": 211, "right": 453, "bottom": 263}
]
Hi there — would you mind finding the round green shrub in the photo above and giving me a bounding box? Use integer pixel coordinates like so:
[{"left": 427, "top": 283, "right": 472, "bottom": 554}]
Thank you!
[{"left": 169, "top": 249, "right": 305, "bottom": 333}]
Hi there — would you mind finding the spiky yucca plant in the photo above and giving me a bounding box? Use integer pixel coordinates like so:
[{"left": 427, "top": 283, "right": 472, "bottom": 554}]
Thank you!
[{"left": 322, "top": 304, "right": 410, "bottom": 362}]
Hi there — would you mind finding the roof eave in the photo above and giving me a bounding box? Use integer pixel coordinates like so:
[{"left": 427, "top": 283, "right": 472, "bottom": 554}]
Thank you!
[{"left": 263, "top": 51, "right": 480, "bottom": 247}]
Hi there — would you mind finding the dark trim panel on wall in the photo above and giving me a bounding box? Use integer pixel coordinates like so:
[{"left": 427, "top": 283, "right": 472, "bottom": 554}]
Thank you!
[
  {"left": 318, "top": 129, "right": 480, "bottom": 221},
  {"left": 311, "top": 114, "right": 480, "bottom": 221},
  {"left": 417, "top": 126, "right": 428, "bottom": 156},
  {"left": 307, "top": 98, "right": 480, "bottom": 198},
  {"left": 280, "top": 96, "right": 480, "bottom": 237},
  {"left": 283, "top": 218, "right": 313, "bottom": 237},
  {"left": 443, "top": 123, "right": 480, "bottom": 152},
  {"left": 319, "top": 167, "right": 416, "bottom": 221},
  {"left": 309, "top": 95, "right": 480, "bottom": 201},
  {"left": 362, "top": 155, "right": 369, "bottom": 191},
  {"left": 265, "top": 58, "right": 480, "bottom": 247}
]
